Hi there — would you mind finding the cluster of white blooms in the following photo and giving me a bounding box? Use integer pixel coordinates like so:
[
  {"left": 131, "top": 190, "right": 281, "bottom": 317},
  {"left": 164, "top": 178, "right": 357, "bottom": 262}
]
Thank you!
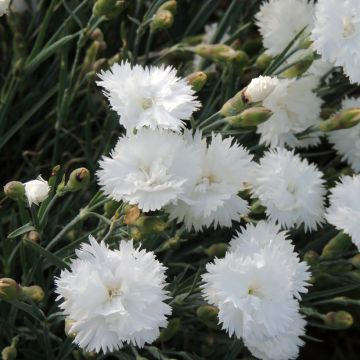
[
  {"left": 326, "top": 175, "right": 360, "bottom": 250},
  {"left": 55, "top": 237, "right": 171, "bottom": 353},
  {"left": 202, "top": 222, "right": 310, "bottom": 360},
  {"left": 329, "top": 97, "right": 360, "bottom": 172},
  {"left": 251, "top": 148, "right": 326, "bottom": 232}
]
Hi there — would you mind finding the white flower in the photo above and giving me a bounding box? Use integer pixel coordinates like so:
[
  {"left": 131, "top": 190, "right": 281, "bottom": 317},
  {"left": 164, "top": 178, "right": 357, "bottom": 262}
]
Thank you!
[
  {"left": 229, "top": 222, "right": 311, "bottom": 299},
  {"left": 244, "top": 76, "right": 279, "bottom": 103},
  {"left": 244, "top": 308, "right": 306, "bottom": 360},
  {"left": 55, "top": 237, "right": 171, "bottom": 353},
  {"left": 0, "top": 0, "right": 10, "bottom": 16},
  {"left": 24, "top": 176, "right": 50, "bottom": 206},
  {"left": 328, "top": 97, "right": 360, "bottom": 172},
  {"left": 97, "top": 128, "right": 201, "bottom": 212},
  {"left": 251, "top": 148, "right": 326, "bottom": 231},
  {"left": 97, "top": 61, "right": 200, "bottom": 132},
  {"left": 166, "top": 132, "right": 253, "bottom": 230},
  {"left": 326, "top": 175, "right": 360, "bottom": 249},
  {"left": 255, "top": 0, "right": 315, "bottom": 56},
  {"left": 311, "top": 0, "right": 360, "bottom": 84},
  {"left": 256, "top": 76, "right": 323, "bottom": 148}
]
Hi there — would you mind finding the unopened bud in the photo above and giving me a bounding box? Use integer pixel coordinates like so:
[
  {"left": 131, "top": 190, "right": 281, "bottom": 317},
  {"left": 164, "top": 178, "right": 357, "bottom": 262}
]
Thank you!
[
  {"left": 159, "top": 0, "right": 177, "bottom": 14},
  {"left": 130, "top": 227, "right": 143, "bottom": 241},
  {"left": 150, "top": 9, "right": 174, "bottom": 33},
  {"left": 4, "top": 181, "right": 25, "bottom": 201},
  {"left": 0, "top": 278, "right": 21, "bottom": 301},
  {"left": 123, "top": 205, "right": 141, "bottom": 225},
  {"left": 93, "top": 0, "right": 125, "bottom": 19},
  {"left": 349, "top": 254, "right": 360, "bottom": 269},
  {"left": 134, "top": 216, "right": 167, "bottom": 234},
  {"left": 206, "top": 243, "right": 228, "bottom": 258},
  {"left": 186, "top": 71, "right": 207, "bottom": 92},
  {"left": 324, "top": 311, "right": 353, "bottom": 330},
  {"left": 66, "top": 168, "right": 90, "bottom": 192},
  {"left": 256, "top": 53, "right": 272, "bottom": 70},
  {"left": 49, "top": 165, "right": 61, "bottom": 187},
  {"left": 282, "top": 52, "right": 315, "bottom": 78},
  {"left": 321, "top": 232, "right": 352, "bottom": 259},
  {"left": 1, "top": 346, "right": 17, "bottom": 360},
  {"left": 303, "top": 250, "right": 319, "bottom": 266},
  {"left": 319, "top": 108, "right": 360, "bottom": 132},
  {"left": 92, "top": 58, "right": 107, "bottom": 73},
  {"left": 91, "top": 28, "right": 104, "bottom": 42},
  {"left": 22, "top": 285, "right": 44, "bottom": 303},
  {"left": 26, "top": 230, "right": 40, "bottom": 243},
  {"left": 226, "top": 107, "right": 272, "bottom": 127},
  {"left": 65, "top": 318, "right": 77, "bottom": 339},
  {"left": 196, "top": 305, "right": 219, "bottom": 329},
  {"left": 104, "top": 200, "right": 120, "bottom": 218},
  {"left": 220, "top": 91, "right": 246, "bottom": 117},
  {"left": 159, "top": 318, "right": 181, "bottom": 342},
  {"left": 162, "top": 236, "right": 181, "bottom": 250}
]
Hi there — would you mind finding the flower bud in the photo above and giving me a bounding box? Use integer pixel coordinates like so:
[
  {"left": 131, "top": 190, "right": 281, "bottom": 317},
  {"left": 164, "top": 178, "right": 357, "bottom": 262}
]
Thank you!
[
  {"left": 226, "top": 107, "right": 272, "bottom": 127},
  {"left": 159, "top": 318, "right": 181, "bottom": 342},
  {"left": 26, "top": 230, "right": 40, "bottom": 243},
  {"left": 49, "top": 165, "right": 61, "bottom": 187},
  {"left": 103, "top": 200, "right": 120, "bottom": 218},
  {"left": 206, "top": 243, "right": 228, "bottom": 258},
  {"left": 22, "top": 285, "right": 44, "bottom": 303},
  {"left": 349, "top": 254, "right": 360, "bottom": 269},
  {"left": 186, "top": 71, "right": 207, "bottom": 92},
  {"left": 321, "top": 232, "right": 352, "bottom": 259},
  {"left": 162, "top": 236, "right": 181, "bottom": 250},
  {"left": 324, "top": 311, "right": 353, "bottom": 330},
  {"left": 134, "top": 216, "right": 168, "bottom": 234},
  {"left": 282, "top": 52, "right": 315, "bottom": 78},
  {"left": 65, "top": 318, "right": 77, "bottom": 339},
  {"left": 123, "top": 205, "right": 141, "bottom": 225},
  {"left": 92, "top": 0, "right": 125, "bottom": 19},
  {"left": 256, "top": 53, "right": 272, "bottom": 70},
  {"left": 1, "top": 346, "right": 17, "bottom": 360},
  {"left": 130, "top": 227, "right": 143, "bottom": 242},
  {"left": 24, "top": 177, "right": 50, "bottom": 206},
  {"left": 244, "top": 76, "right": 279, "bottom": 103},
  {"left": 159, "top": 0, "right": 177, "bottom": 14},
  {"left": 0, "top": 278, "right": 21, "bottom": 301},
  {"left": 91, "top": 28, "right": 104, "bottom": 42},
  {"left": 303, "top": 250, "right": 319, "bottom": 266},
  {"left": 150, "top": 9, "right": 174, "bottom": 33},
  {"left": 319, "top": 108, "right": 360, "bottom": 132},
  {"left": 3, "top": 181, "right": 25, "bottom": 201},
  {"left": 220, "top": 91, "right": 246, "bottom": 117},
  {"left": 66, "top": 168, "right": 90, "bottom": 192},
  {"left": 196, "top": 305, "right": 219, "bottom": 329}
]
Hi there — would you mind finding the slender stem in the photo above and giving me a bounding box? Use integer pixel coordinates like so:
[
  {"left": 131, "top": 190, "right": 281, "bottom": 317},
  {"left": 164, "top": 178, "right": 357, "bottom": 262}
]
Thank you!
[{"left": 39, "top": 194, "right": 59, "bottom": 227}]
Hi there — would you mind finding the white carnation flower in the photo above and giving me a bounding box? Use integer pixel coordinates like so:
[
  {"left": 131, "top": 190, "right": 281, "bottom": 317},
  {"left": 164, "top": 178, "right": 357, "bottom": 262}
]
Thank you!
[
  {"left": 55, "top": 237, "right": 171, "bottom": 353},
  {"left": 229, "top": 222, "right": 311, "bottom": 299},
  {"left": 97, "top": 61, "right": 200, "bottom": 132},
  {"left": 311, "top": 0, "right": 360, "bottom": 84},
  {"left": 326, "top": 175, "right": 360, "bottom": 249},
  {"left": 328, "top": 97, "right": 360, "bottom": 172},
  {"left": 257, "top": 76, "right": 323, "bottom": 148},
  {"left": 166, "top": 132, "right": 253, "bottom": 230},
  {"left": 0, "top": 0, "right": 10, "bottom": 16},
  {"left": 24, "top": 176, "right": 50, "bottom": 206},
  {"left": 251, "top": 148, "right": 326, "bottom": 231},
  {"left": 255, "top": 0, "right": 315, "bottom": 56},
  {"left": 244, "top": 308, "right": 306, "bottom": 360},
  {"left": 97, "top": 129, "right": 201, "bottom": 212},
  {"left": 244, "top": 76, "right": 279, "bottom": 103}
]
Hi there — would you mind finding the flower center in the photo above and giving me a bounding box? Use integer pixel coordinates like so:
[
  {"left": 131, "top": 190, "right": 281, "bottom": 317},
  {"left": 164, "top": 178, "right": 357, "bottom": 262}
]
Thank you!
[
  {"left": 248, "top": 284, "right": 263, "bottom": 298},
  {"left": 142, "top": 98, "right": 154, "bottom": 110},
  {"left": 107, "top": 286, "right": 122, "bottom": 302},
  {"left": 286, "top": 180, "right": 297, "bottom": 194},
  {"left": 342, "top": 16, "right": 357, "bottom": 38}
]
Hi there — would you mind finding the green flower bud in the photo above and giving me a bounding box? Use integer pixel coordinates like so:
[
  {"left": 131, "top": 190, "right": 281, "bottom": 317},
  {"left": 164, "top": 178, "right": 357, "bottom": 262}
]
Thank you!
[
  {"left": 162, "top": 236, "right": 181, "bottom": 250},
  {"left": 103, "top": 200, "right": 120, "bottom": 218},
  {"left": 159, "top": 318, "right": 181, "bottom": 342},
  {"left": 206, "top": 243, "right": 228, "bottom": 258},
  {"left": 22, "top": 285, "right": 44, "bottom": 303},
  {"left": 226, "top": 107, "right": 272, "bottom": 127},
  {"left": 3, "top": 181, "right": 25, "bottom": 201},
  {"left": 324, "top": 311, "right": 353, "bottom": 330},
  {"left": 48, "top": 165, "right": 61, "bottom": 187},
  {"left": 282, "top": 52, "right": 315, "bottom": 78},
  {"left": 220, "top": 90, "right": 246, "bottom": 117},
  {"left": 66, "top": 168, "right": 90, "bottom": 192},
  {"left": 159, "top": 0, "right": 177, "bottom": 14},
  {"left": 186, "top": 71, "right": 207, "bottom": 92},
  {"left": 1, "top": 346, "right": 17, "bottom": 360},
  {"left": 319, "top": 108, "right": 360, "bottom": 132},
  {"left": 196, "top": 305, "right": 219, "bottom": 329},
  {"left": 134, "top": 216, "right": 168, "bottom": 234},
  {"left": 321, "top": 232, "right": 353, "bottom": 259},
  {"left": 93, "top": 0, "right": 125, "bottom": 19},
  {"left": 0, "top": 278, "right": 21, "bottom": 301},
  {"left": 256, "top": 53, "right": 272, "bottom": 70},
  {"left": 91, "top": 28, "right": 104, "bottom": 42},
  {"left": 130, "top": 227, "right": 144, "bottom": 242},
  {"left": 303, "top": 250, "right": 319, "bottom": 266},
  {"left": 150, "top": 9, "right": 174, "bottom": 33},
  {"left": 123, "top": 205, "right": 141, "bottom": 225}
]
